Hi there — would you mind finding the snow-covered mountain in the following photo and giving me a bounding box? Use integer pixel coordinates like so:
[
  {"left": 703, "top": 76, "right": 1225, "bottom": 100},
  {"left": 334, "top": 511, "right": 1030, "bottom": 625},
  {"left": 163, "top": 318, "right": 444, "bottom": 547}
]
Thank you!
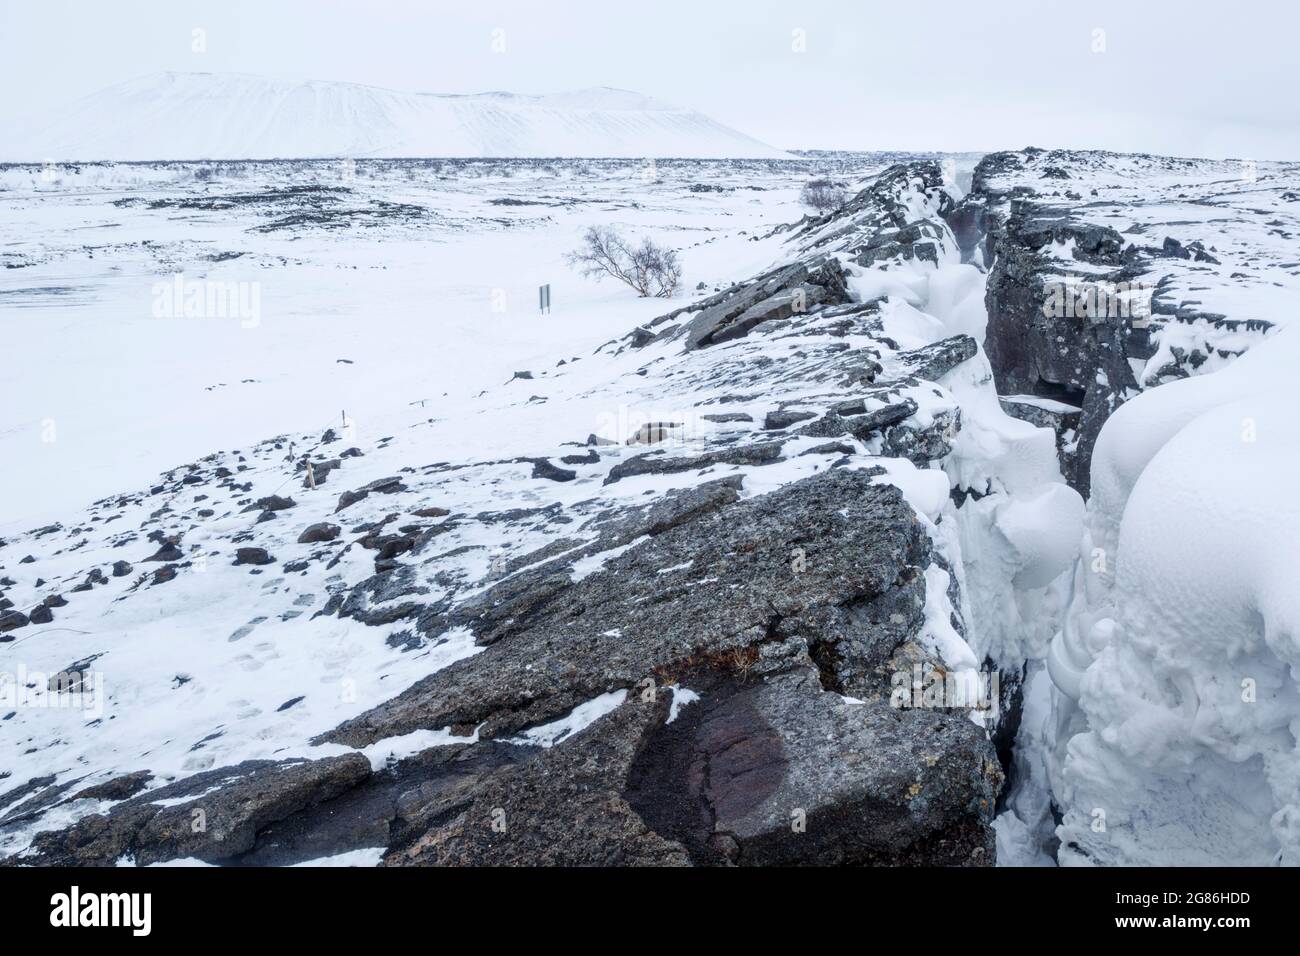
[{"left": 2, "top": 72, "right": 791, "bottom": 161}]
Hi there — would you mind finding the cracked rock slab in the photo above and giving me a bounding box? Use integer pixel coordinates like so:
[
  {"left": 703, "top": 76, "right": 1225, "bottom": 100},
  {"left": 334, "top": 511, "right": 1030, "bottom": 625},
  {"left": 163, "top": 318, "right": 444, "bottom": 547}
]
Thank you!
[
  {"left": 320, "top": 468, "right": 930, "bottom": 748},
  {"left": 16, "top": 755, "right": 371, "bottom": 867}
]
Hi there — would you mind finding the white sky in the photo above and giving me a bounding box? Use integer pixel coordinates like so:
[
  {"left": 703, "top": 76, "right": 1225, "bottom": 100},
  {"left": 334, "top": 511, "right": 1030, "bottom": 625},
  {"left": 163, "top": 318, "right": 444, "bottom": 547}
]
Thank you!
[{"left": 2, "top": 0, "right": 1296, "bottom": 159}]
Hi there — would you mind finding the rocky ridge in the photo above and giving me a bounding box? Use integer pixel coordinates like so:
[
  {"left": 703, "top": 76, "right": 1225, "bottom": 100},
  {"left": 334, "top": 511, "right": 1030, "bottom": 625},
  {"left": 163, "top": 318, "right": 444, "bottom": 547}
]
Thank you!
[
  {"left": 952, "top": 148, "right": 1294, "bottom": 494},
  {"left": 0, "top": 158, "right": 1061, "bottom": 867}
]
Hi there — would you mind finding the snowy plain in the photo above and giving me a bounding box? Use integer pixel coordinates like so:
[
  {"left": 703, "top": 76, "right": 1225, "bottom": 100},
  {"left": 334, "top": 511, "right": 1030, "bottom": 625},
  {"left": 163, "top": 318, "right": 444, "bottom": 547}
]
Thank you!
[
  {"left": 4, "top": 151, "right": 970, "bottom": 860},
  {"left": 0, "top": 157, "right": 818, "bottom": 528},
  {"left": 3, "top": 140, "right": 1298, "bottom": 869}
]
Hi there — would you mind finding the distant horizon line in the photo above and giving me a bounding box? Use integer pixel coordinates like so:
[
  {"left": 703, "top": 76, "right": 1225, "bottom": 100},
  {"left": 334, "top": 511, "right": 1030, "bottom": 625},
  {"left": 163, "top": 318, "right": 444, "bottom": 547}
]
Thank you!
[{"left": 6, "top": 147, "right": 1285, "bottom": 167}]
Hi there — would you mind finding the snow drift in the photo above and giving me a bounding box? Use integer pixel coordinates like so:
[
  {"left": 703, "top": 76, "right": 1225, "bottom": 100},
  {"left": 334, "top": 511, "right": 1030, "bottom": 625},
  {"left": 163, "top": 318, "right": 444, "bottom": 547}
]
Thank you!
[{"left": 1050, "top": 328, "right": 1300, "bottom": 865}]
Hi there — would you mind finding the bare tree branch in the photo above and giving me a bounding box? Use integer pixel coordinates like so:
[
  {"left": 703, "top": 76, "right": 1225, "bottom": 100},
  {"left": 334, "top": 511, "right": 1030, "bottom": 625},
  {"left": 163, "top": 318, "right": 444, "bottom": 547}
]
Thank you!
[
  {"left": 800, "top": 178, "right": 849, "bottom": 214},
  {"left": 565, "top": 225, "right": 681, "bottom": 298}
]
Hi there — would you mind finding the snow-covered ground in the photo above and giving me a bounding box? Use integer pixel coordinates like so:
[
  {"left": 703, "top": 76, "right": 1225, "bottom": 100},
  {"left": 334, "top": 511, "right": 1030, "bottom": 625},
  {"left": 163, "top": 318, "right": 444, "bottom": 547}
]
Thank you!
[
  {"left": 3, "top": 144, "right": 1296, "bottom": 868},
  {"left": 0, "top": 157, "right": 820, "bottom": 528},
  {"left": 7, "top": 151, "right": 995, "bottom": 859}
]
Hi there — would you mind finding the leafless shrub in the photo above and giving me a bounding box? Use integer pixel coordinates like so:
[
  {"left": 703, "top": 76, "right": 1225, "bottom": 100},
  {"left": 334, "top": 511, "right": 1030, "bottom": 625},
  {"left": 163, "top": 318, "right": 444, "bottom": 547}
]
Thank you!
[
  {"left": 800, "top": 178, "right": 849, "bottom": 214},
  {"left": 565, "top": 225, "right": 682, "bottom": 298}
]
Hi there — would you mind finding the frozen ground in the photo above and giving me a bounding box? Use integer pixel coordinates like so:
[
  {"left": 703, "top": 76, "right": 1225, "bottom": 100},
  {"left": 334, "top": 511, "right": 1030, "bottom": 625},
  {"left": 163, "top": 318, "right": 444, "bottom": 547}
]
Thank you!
[
  {"left": 0, "top": 156, "right": 839, "bottom": 528},
  {"left": 3, "top": 146, "right": 1296, "bottom": 867},
  {"left": 4, "top": 152, "right": 1024, "bottom": 864}
]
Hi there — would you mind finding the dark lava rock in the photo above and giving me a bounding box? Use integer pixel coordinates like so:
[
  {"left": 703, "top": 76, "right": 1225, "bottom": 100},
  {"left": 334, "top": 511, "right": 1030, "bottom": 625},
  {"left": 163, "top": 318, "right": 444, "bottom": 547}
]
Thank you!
[
  {"left": 74, "top": 771, "right": 154, "bottom": 803},
  {"left": 233, "top": 547, "right": 274, "bottom": 566},
  {"left": 297, "top": 523, "right": 341, "bottom": 544},
  {"left": 852, "top": 219, "right": 947, "bottom": 268},
  {"left": 603, "top": 442, "right": 783, "bottom": 485},
  {"left": 529, "top": 458, "right": 576, "bottom": 483},
  {"left": 375, "top": 537, "right": 415, "bottom": 561},
  {"left": 682, "top": 258, "right": 849, "bottom": 350},
  {"left": 388, "top": 698, "right": 692, "bottom": 866},
  {"left": 111, "top": 560, "right": 133, "bottom": 577},
  {"left": 0, "top": 776, "right": 78, "bottom": 827},
  {"left": 323, "top": 469, "right": 935, "bottom": 748},
  {"left": 1000, "top": 396, "right": 1083, "bottom": 477},
  {"left": 965, "top": 156, "right": 1145, "bottom": 494},
  {"left": 800, "top": 441, "right": 857, "bottom": 457},
  {"left": 300, "top": 458, "right": 341, "bottom": 487},
  {"left": 411, "top": 507, "right": 450, "bottom": 518},
  {"left": 152, "top": 566, "right": 178, "bottom": 585},
  {"left": 336, "top": 489, "right": 367, "bottom": 512},
  {"left": 702, "top": 412, "right": 754, "bottom": 424},
  {"left": 384, "top": 641, "right": 999, "bottom": 866},
  {"left": 627, "top": 326, "right": 656, "bottom": 348},
  {"left": 897, "top": 334, "right": 978, "bottom": 381},
  {"left": 798, "top": 399, "right": 917, "bottom": 442},
  {"left": 43, "top": 594, "right": 67, "bottom": 608},
  {"left": 882, "top": 408, "right": 961, "bottom": 465},
  {"left": 336, "top": 476, "right": 408, "bottom": 513},
  {"left": 29, "top": 605, "right": 53, "bottom": 625},
  {"left": 255, "top": 495, "right": 296, "bottom": 512},
  {"left": 0, "top": 610, "right": 30, "bottom": 634},
  {"left": 625, "top": 662, "right": 999, "bottom": 865},
  {"left": 144, "top": 542, "right": 184, "bottom": 562},
  {"left": 763, "top": 409, "right": 817, "bottom": 430},
  {"left": 233, "top": 742, "right": 528, "bottom": 867},
  {"left": 20, "top": 756, "right": 371, "bottom": 867}
]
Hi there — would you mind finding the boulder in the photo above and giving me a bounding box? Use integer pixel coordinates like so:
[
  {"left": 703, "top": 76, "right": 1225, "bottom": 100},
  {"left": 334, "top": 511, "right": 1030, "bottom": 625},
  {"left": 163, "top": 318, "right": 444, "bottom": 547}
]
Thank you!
[
  {"left": 336, "top": 476, "right": 407, "bottom": 513},
  {"left": 322, "top": 469, "right": 935, "bottom": 749},
  {"left": 297, "top": 523, "right": 341, "bottom": 544},
  {"left": 233, "top": 547, "right": 274, "bottom": 566},
  {"left": 21, "top": 756, "right": 371, "bottom": 867},
  {"left": 144, "top": 542, "right": 184, "bottom": 562},
  {"left": 529, "top": 459, "right": 576, "bottom": 483},
  {"left": 798, "top": 399, "right": 918, "bottom": 442},
  {"left": 763, "top": 409, "right": 817, "bottom": 430},
  {"left": 74, "top": 771, "right": 154, "bottom": 803},
  {"left": 681, "top": 258, "right": 849, "bottom": 350},
  {"left": 603, "top": 442, "right": 783, "bottom": 485},
  {"left": 255, "top": 495, "right": 296, "bottom": 512},
  {"left": 384, "top": 639, "right": 999, "bottom": 866}
]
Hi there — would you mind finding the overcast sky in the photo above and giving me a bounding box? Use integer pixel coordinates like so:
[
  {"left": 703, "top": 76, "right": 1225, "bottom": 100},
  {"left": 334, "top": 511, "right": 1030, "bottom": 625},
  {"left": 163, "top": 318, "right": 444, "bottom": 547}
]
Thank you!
[{"left": 3, "top": 0, "right": 1296, "bottom": 159}]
